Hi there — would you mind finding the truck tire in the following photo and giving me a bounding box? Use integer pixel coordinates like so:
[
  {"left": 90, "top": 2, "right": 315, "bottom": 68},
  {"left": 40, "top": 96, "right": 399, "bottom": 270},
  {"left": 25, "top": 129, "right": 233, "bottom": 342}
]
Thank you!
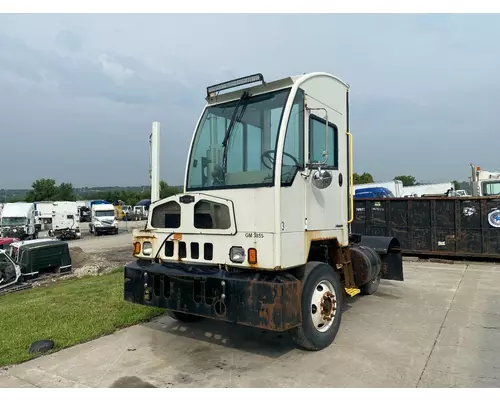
[
  {"left": 166, "top": 310, "right": 202, "bottom": 323},
  {"left": 360, "top": 274, "right": 380, "bottom": 295},
  {"left": 289, "top": 262, "right": 343, "bottom": 351}
]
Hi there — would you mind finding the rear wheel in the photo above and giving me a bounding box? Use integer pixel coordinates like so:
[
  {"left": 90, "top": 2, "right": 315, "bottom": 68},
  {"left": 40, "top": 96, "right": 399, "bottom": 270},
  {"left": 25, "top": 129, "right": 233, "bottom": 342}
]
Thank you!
[
  {"left": 289, "top": 262, "right": 343, "bottom": 351},
  {"left": 166, "top": 310, "right": 202, "bottom": 323}
]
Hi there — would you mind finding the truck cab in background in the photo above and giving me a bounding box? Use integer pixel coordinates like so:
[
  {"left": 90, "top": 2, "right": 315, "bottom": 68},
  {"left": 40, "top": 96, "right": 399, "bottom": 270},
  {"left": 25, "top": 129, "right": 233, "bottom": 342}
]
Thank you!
[
  {"left": 48, "top": 201, "right": 82, "bottom": 240},
  {"left": 1, "top": 202, "right": 38, "bottom": 240},
  {"left": 470, "top": 163, "right": 500, "bottom": 196},
  {"left": 89, "top": 203, "right": 118, "bottom": 236}
]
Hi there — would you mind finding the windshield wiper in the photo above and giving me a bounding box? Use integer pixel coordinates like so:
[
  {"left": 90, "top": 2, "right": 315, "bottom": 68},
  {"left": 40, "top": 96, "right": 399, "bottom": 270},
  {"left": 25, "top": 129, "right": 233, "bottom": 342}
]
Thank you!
[{"left": 221, "top": 91, "right": 250, "bottom": 174}]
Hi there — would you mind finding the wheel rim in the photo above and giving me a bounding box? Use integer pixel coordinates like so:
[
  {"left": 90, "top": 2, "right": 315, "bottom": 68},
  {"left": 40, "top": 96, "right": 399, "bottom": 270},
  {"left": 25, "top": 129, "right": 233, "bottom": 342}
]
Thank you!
[{"left": 310, "top": 279, "right": 337, "bottom": 332}]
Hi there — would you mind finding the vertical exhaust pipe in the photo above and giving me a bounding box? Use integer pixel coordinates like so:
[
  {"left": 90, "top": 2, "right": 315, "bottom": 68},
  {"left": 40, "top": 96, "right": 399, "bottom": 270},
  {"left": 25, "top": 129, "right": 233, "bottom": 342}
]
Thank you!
[{"left": 150, "top": 122, "right": 161, "bottom": 203}]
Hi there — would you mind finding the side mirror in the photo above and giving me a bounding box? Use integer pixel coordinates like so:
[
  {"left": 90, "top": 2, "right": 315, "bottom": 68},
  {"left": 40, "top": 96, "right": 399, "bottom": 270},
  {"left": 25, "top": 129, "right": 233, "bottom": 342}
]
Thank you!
[{"left": 311, "top": 166, "right": 333, "bottom": 189}]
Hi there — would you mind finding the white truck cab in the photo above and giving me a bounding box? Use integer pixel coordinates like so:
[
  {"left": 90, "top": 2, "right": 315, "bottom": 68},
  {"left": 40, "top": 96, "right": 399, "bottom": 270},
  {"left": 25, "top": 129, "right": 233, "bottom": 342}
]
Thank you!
[
  {"left": 1, "top": 202, "right": 38, "bottom": 240},
  {"left": 89, "top": 203, "right": 118, "bottom": 236},
  {"left": 124, "top": 72, "right": 404, "bottom": 351},
  {"left": 48, "top": 201, "right": 82, "bottom": 240},
  {"left": 470, "top": 163, "right": 500, "bottom": 196}
]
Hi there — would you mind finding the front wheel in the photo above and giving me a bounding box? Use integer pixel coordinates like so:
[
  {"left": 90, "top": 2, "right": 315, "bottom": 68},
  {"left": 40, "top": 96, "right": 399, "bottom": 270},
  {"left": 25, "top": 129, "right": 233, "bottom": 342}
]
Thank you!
[{"left": 289, "top": 262, "right": 343, "bottom": 351}]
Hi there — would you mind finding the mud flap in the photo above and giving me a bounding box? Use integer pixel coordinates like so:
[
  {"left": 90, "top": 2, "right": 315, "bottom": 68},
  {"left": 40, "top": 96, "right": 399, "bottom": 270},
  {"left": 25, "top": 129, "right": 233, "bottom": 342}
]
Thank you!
[{"left": 357, "top": 235, "right": 404, "bottom": 281}]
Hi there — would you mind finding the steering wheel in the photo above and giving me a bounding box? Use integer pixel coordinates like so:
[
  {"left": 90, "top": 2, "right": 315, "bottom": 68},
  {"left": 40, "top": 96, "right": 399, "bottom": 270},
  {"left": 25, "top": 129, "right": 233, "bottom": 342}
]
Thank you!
[{"left": 261, "top": 150, "right": 300, "bottom": 170}]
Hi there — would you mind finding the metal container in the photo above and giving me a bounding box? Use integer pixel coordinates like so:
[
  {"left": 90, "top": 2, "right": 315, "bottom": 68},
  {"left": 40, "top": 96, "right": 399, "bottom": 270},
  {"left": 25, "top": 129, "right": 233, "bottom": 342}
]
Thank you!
[{"left": 352, "top": 196, "right": 500, "bottom": 259}]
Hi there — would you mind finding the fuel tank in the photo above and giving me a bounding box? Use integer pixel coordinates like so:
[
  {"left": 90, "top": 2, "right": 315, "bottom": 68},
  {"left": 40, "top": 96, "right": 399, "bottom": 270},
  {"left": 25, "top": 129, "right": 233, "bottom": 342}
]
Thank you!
[{"left": 348, "top": 245, "right": 382, "bottom": 287}]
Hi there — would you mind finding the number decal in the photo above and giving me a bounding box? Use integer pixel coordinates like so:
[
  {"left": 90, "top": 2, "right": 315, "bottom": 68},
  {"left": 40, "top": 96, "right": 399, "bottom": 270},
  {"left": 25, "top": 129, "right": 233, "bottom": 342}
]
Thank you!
[{"left": 245, "top": 232, "right": 264, "bottom": 239}]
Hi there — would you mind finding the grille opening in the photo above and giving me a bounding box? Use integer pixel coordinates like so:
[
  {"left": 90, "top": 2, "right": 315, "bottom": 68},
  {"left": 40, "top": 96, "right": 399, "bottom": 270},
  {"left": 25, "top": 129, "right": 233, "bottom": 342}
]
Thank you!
[
  {"left": 151, "top": 201, "right": 181, "bottom": 228},
  {"left": 165, "top": 241, "right": 174, "bottom": 257},
  {"left": 163, "top": 276, "right": 171, "bottom": 298},
  {"left": 153, "top": 274, "right": 161, "bottom": 297},
  {"left": 194, "top": 200, "right": 231, "bottom": 229},
  {"left": 193, "top": 279, "right": 202, "bottom": 303},
  {"left": 191, "top": 242, "right": 200, "bottom": 259},
  {"left": 179, "top": 241, "right": 187, "bottom": 259},
  {"left": 204, "top": 243, "right": 213, "bottom": 260}
]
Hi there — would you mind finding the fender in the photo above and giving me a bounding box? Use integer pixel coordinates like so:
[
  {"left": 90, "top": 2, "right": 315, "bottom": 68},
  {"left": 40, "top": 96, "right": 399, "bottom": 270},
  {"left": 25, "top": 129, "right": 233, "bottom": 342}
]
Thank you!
[{"left": 351, "top": 234, "right": 404, "bottom": 281}]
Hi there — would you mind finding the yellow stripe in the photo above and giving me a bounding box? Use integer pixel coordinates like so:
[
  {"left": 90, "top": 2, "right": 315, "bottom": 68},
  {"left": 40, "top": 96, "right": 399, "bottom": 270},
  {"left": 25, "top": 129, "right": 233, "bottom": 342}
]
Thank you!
[{"left": 346, "top": 131, "right": 354, "bottom": 224}]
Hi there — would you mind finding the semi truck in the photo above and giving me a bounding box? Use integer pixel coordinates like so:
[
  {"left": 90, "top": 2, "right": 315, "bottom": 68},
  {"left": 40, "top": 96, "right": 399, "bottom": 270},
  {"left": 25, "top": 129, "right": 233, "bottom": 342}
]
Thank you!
[
  {"left": 1, "top": 202, "right": 38, "bottom": 240},
  {"left": 470, "top": 163, "right": 500, "bottom": 196},
  {"left": 123, "top": 72, "right": 404, "bottom": 351},
  {"left": 89, "top": 203, "right": 118, "bottom": 236},
  {"left": 48, "top": 201, "right": 82, "bottom": 240}
]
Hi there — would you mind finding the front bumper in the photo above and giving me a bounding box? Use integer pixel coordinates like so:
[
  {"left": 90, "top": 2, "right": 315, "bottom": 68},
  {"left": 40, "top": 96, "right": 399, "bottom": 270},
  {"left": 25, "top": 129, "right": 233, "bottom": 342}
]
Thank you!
[
  {"left": 95, "top": 225, "right": 117, "bottom": 232},
  {"left": 124, "top": 260, "right": 302, "bottom": 332}
]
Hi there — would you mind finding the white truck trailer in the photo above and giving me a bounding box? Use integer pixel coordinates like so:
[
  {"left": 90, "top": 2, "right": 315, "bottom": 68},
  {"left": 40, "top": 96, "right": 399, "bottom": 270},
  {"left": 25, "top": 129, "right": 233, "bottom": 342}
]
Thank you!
[
  {"left": 123, "top": 72, "right": 404, "bottom": 351},
  {"left": 89, "top": 203, "right": 118, "bottom": 236},
  {"left": 1, "top": 202, "right": 38, "bottom": 240},
  {"left": 401, "top": 182, "right": 454, "bottom": 197}
]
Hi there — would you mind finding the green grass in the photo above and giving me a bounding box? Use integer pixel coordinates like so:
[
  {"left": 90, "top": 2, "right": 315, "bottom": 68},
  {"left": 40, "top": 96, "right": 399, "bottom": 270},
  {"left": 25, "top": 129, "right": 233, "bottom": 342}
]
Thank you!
[{"left": 0, "top": 268, "right": 164, "bottom": 367}]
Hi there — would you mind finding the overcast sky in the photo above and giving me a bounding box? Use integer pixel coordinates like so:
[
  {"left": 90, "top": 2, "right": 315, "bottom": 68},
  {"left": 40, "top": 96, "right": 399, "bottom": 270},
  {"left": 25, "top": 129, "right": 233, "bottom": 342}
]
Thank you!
[{"left": 0, "top": 13, "right": 499, "bottom": 189}]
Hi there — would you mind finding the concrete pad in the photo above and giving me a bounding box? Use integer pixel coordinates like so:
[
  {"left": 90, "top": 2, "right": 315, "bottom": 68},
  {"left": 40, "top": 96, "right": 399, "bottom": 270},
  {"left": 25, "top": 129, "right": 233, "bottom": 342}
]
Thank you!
[
  {"left": 4, "top": 260, "right": 500, "bottom": 388},
  {"left": 0, "top": 372, "right": 38, "bottom": 388}
]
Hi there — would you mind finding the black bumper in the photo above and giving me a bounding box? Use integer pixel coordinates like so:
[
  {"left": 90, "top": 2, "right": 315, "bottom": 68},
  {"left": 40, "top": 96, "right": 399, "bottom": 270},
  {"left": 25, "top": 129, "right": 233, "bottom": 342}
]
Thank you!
[
  {"left": 124, "top": 260, "right": 302, "bottom": 332},
  {"left": 96, "top": 226, "right": 117, "bottom": 232}
]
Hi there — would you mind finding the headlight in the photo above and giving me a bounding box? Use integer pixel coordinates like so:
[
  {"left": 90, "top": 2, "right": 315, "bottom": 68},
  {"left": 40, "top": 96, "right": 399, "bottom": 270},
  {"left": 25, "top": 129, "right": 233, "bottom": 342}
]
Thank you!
[
  {"left": 143, "top": 242, "right": 153, "bottom": 256},
  {"left": 229, "top": 246, "right": 245, "bottom": 263}
]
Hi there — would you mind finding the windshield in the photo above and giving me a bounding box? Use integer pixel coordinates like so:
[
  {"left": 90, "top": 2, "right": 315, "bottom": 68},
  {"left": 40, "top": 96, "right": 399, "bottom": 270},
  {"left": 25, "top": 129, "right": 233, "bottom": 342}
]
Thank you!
[
  {"left": 482, "top": 181, "right": 500, "bottom": 196},
  {"left": 95, "top": 210, "right": 115, "bottom": 217},
  {"left": 1, "top": 217, "right": 27, "bottom": 226},
  {"left": 186, "top": 89, "right": 291, "bottom": 190}
]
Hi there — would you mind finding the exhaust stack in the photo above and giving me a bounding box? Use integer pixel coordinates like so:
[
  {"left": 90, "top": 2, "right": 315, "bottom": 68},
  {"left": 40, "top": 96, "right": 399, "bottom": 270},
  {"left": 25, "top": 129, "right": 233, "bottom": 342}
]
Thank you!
[{"left": 150, "top": 121, "right": 161, "bottom": 202}]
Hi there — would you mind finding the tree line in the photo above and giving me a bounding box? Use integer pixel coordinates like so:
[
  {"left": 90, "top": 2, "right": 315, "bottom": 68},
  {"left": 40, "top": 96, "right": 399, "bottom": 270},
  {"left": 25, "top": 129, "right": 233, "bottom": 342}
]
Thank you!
[
  {"left": 353, "top": 173, "right": 463, "bottom": 189},
  {"left": 5, "top": 173, "right": 462, "bottom": 205},
  {"left": 12, "top": 178, "right": 182, "bottom": 205}
]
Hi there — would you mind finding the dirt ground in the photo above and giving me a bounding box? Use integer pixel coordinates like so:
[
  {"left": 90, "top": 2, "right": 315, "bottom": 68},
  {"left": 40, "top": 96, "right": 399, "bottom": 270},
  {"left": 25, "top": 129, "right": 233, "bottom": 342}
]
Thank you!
[{"left": 69, "top": 246, "right": 134, "bottom": 278}]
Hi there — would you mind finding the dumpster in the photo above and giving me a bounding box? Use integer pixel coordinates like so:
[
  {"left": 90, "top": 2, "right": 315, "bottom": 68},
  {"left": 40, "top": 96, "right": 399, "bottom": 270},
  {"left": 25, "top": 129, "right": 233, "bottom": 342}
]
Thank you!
[{"left": 352, "top": 196, "right": 500, "bottom": 259}]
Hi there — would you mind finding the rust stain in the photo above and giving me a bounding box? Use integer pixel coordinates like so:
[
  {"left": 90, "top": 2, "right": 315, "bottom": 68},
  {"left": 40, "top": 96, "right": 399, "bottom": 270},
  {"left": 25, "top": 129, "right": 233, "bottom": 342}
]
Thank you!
[
  {"left": 304, "top": 231, "right": 338, "bottom": 264},
  {"left": 134, "top": 235, "right": 157, "bottom": 240},
  {"left": 173, "top": 233, "right": 183, "bottom": 241}
]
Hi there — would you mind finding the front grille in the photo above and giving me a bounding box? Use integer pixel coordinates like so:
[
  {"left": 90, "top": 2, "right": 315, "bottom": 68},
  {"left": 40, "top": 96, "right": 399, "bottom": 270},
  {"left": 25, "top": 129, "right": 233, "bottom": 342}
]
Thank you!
[{"left": 164, "top": 241, "right": 213, "bottom": 261}]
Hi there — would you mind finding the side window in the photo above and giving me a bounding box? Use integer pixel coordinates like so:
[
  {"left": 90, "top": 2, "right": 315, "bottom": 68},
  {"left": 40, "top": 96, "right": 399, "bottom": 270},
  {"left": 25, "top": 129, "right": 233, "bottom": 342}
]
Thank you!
[
  {"left": 281, "top": 90, "right": 305, "bottom": 185},
  {"left": 483, "top": 182, "right": 500, "bottom": 196},
  {"left": 309, "top": 115, "right": 338, "bottom": 169}
]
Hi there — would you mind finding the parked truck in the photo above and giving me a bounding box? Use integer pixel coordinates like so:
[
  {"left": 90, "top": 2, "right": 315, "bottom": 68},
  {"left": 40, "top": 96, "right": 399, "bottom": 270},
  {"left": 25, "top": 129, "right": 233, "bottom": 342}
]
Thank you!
[
  {"left": 34, "top": 201, "right": 54, "bottom": 231},
  {"left": 48, "top": 201, "right": 81, "bottom": 240},
  {"left": 1, "top": 202, "right": 38, "bottom": 240},
  {"left": 354, "top": 180, "right": 403, "bottom": 198},
  {"left": 123, "top": 72, "right": 404, "bottom": 351},
  {"left": 89, "top": 203, "right": 118, "bottom": 236},
  {"left": 470, "top": 163, "right": 500, "bottom": 196}
]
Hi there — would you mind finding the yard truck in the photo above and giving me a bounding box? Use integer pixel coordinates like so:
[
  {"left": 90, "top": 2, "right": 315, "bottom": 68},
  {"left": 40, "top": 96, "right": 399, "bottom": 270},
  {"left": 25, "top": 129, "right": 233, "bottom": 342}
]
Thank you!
[{"left": 123, "top": 72, "right": 404, "bottom": 351}]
